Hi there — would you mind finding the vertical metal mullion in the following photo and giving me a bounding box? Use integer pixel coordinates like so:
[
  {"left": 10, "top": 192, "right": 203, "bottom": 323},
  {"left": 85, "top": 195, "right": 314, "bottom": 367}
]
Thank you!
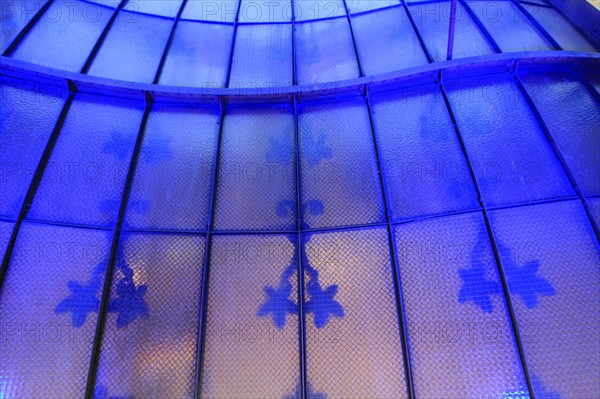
[
  {"left": 0, "top": 80, "right": 77, "bottom": 294},
  {"left": 292, "top": 95, "right": 308, "bottom": 399},
  {"left": 84, "top": 91, "right": 155, "bottom": 399},
  {"left": 437, "top": 73, "right": 536, "bottom": 399},
  {"left": 458, "top": 0, "right": 501, "bottom": 53},
  {"left": 291, "top": 0, "right": 298, "bottom": 85},
  {"left": 80, "top": 0, "right": 129, "bottom": 74},
  {"left": 341, "top": 0, "right": 364, "bottom": 77},
  {"left": 511, "top": 64, "right": 600, "bottom": 243},
  {"left": 224, "top": 0, "right": 244, "bottom": 88},
  {"left": 363, "top": 86, "right": 415, "bottom": 399},
  {"left": 508, "top": 0, "right": 561, "bottom": 50},
  {"left": 194, "top": 97, "right": 227, "bottom": 399},
  {"left": 400, "top": 0, "right": 434, "bottom": 63},
  {"left": 446, "top": 0, "right": 458, "bottom": 60},
  {"left": 2, "top": 0, "right": 54, "bottom": 56},
  {"left": 153, "top": 0, "right": 190, "bottom": 84}
]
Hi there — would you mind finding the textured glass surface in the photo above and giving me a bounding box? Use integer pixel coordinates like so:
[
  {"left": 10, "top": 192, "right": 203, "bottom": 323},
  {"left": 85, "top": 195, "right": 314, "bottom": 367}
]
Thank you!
[
  {"left": 181, "top": 0, "right": 238, "bottom": 22},
  {"left": 11, "top": 0, "right": 112, "bottom": 71},
  {"left": 410, "top": 1, "right": 493, "bottom": 61},
  {"left": 0, "top": 220, "right": 14, "bottom": 260},
  {"left": 395, "top": 213, "right": 528, "bottom": 398},
  {"left": 229, "top": 23, "right": 292, "bottom": 88},
  {"left": 522, "top": 4, "right": 596, "bottom": 51},
  {"left": 238, "top": 0, "right": 291, "bottom": 22},
  {"left": 213, "top": 104, "right": 296, "bottom": 231},
  {"left": 0, "top": 222, "right": 110, "bottom": 399},
  {"left": 201, "top": 234, "right": 299, "bottom": 399},
  {"left": 95, "top": 232, "right": 205, "bottom": 399},
  {"left": 27, "top": 93, "right": 144, "bottom": 227},
  {"left": 490, "top": 200, "right": 600, "bottom": 399},
  {"left": 295, "top": 0, "right": 345, "bottom": 21},
  {"left": 160, "top": 20, "right": 233, "bottom": 88},
  {"left": 370, "top": 84, "right": 479, "bottom": 221},
  {"left": 0, "top": 76, "right": 66, "bottom": 219},
  {"left": 519, "top": 71, "right": 600, "bottom": 196},
  {"left": 124, "top": 0, "right": 183, "bottom": 17},
  {"left": 298, "top": 98, "right": 385, "bottom": 229},
  {"left": 588, "top": 197, "right": 600, "bottom": 226},
  {"left": 296, "top": 18, "right": 359, "bottom": 84},
  {"left": 345, "top": 0, "right": 398, "bottom": 14},
  {"left": 466, "top": 0, "right": 550, "bottom": 52},
  {"left": 87, "top": 10, "right": 173, "bottom": 83},
  {"left": 0, "top": 0, "right": 44, "bottom": 53},
  {"left": 125, "top": 103, "right": 220, "bottom": 231},
  {"left": 352, "top": 7, "right": 428, "bottom": 75},
  {"left": 303, "top": 228, "right": 408, "bottom": 398},
  {"left": 445, "top": 73, "right": 573, "bottom": 207}
]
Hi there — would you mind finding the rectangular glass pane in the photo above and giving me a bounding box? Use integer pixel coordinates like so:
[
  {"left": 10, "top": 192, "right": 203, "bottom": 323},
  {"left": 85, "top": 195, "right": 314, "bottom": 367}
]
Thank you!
[
  {"left": 0, "top": 220, "right": 14, "bottom": 260},
  {"left": 1, "top": 0, "right": 45, "bottom": 52},
  {"left": 182, "top": 0, "right": 238, "bottom": 22},
  {"left": 28, "top": 93, "right": 144, "bottom": 227},
  {"left": 345, "top": 0, "right": 399, "bottom": 14},
  {"left": 160, "top": 20, "right": 233, "bottom": 88},
  {"left": 445, "top": 73, "right": 573, "bottom": 207},
  {"left": 124, "top": 0, "right": 183, "bottom": 17},
  {"left": 352, "top": 7, "right": 428, "bottom": 75},
  {"left": 298, "top": 98, "right": 385, "bottom": 229},
  {"left": 395, "top": 213, "right": 528, "bottom": 398},
  {"left": 296, "top": 18, "right": 359, "bottom": 84},
  {"left": 213, "top": 104, "right": 296, "bottom": 231},
  {"left": 370, "top": 84, "right": 479, "bottom": 221},
  {"left": 95, "top": 232, "right": 205, "bottom": 398},
  {"left": 238, "top": 0, "right": 291, "bottom": 22},
  {"left": 519, "top": 71, "right": 600, "bottom": 196},
  {"left": 125, "top": 103, "right": 220, "bottom": 231},
  {"left": 88, "top": 10, "right": 173, "bottom": 83},
  {"left": 201, "top": 234, "right": 299, "bottom": 398},
  {"left": 229, "top": 23, "right": 292, "bottom": 88},
  {"left": 489, "top": 200, "right": 600, "bottom": 398},
  {"left": 409, "top": 1, "right": 493, "bottom": 61},
  {"left": 0, "top": 76, "right": 67, "bottom": 219},
  {"left": 303, "top": 228, "right": 408, "bottom": 398},
  {"left": 0, "top": 222, "right": 110, "bottom": 398},
  {"left": 295, "top": 0, "right": 345, "bottom": 22},
  {"left": 12, "top": 0, "right": 113, "bottom": 71}
]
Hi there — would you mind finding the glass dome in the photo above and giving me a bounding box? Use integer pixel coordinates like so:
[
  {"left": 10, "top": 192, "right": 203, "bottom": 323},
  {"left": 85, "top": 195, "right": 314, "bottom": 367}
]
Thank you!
[{"left": 0, "top": 0, "right": 599, "bottom": 398}]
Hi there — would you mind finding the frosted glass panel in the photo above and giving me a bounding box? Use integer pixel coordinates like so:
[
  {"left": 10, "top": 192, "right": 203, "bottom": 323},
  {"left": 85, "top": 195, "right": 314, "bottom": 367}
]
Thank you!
[
  {"left": 0, "top": 220, "right": 14, "bottom": 260},
  {"left": 229, "top": 23, "right": 292, "bottom": 88},
  {"left": 295, "top": 0, "right": 345, "bottom": 21},
  {"left": 87, "top": 10, "right": 173, "bottom": 83},
  {"left": 345, "top": 0, "right": 398, "bottom": 14},
  {"left": 160, "top": 20, "right": 233, "bottom": 88},
  {"left": 182, "top": 0, "right": 238, "bottom": 21},
  {"left": 0, "top": 0, "right": 45, "bottom": 52},
  {"left": 238, "top": 0, "right": 292, "bottom": 22},
  {"left": 124, "top": 0, "right": 183, "bottom": 17}
]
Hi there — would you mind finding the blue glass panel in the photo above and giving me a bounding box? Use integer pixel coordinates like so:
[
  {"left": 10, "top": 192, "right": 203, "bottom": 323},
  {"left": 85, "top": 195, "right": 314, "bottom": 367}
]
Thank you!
[
  {"left": 213, "top": 104, "right": 296, "bottom": 231},
  {"left": 181, "top": 0, "right": 238, "bottom": 22},
  {"left": 124, "top": 0, "right": 183, "bottom": 17},
  {"left": 522, "top": 4, "right": 596, "bottom": 51},
  {"left": 11, "top": 0, "right": 113, "bottom": 71},
  {"left": 519, "top": 71, "right": 600, "bottom": 196},
  {"left": 589, "top": 197, "right": 600, "bottom": 227},
  {"left": 201, "top": 234, "right": 299, "bottom": 398},
  {"left": 160, "top": 20, "right": 232, "bottom": 88},
  {"left": 465, "top": 0, "right": 550, "bottom": 52},
  {"left": 87, "top": 10, "right": 173, "bottom": 83},
  {"left": 0, "top": 0, "right": 44, "bottom": 53},
  {"left": 229, "top": 23, "right": 292, "bottom": 88},
  {"left": 352, "top": 7, "right": 428, "bottom": 76},
  {"left": 295, "top": 0, "right": 345, "bottom": 22},
  {"left": 0, "top": 222, "right": 110, "bottom": 398},
  {"left": 345, "top": 0, "right": 398, "bottom": 14},
  {"left": 82, "top": 0, "right": 119, "bottom": 6},
  {"left": 303, "top": 228, "right": 408, "bottom": 398},
  {"left": 298, "top": 98, "right": 385, "bottom": 229},
  {"left": 0, "top": 220, "right": 14, "bottom": 260},
  {"left": 0, "top": 76, "right": 66, "bottom": 219},
  {"left": 395, "top": 213, "right": 528, "bottom": 398},
  {"left": 27, "top": 93, "right": 144, "bottom": 227},
  {"left": 489, "top": 200, "right": 600, "bottom": 399},
  {"left": 445, "top": 73, "right": 573, "bottom": 207},
  {"left": 409, "top": 1, "right": 493, "bottom": 61},
  {"left": 370, "top": 84, "right": 479, "bottom": 221},
  {"left": 125, "top": 103, "right": 219, "bottom": 231},
  {"left": 296, "top": 18, "right": 359, "bottom": 84},
  {"left": 238, "top": 0, "right": 292, "bottom": 22},
  {"left": 95, "top": 232, "right": 205, "bottom": 398}
]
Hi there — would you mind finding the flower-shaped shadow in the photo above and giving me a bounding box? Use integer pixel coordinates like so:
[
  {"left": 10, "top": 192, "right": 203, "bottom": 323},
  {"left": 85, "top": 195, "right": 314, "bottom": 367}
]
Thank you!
[
  {"left": 55, "top": 280, "right": 101, "bottom": 327},
  {"left": 258, "top": 279, "right": 298, "bottom": 330},
  {"left": 305, "top": 278, "right": 344, "bottom": 329},
  {"left": 458, "top": 261, "right": 501, "bottom": 313},
  {"left": 108, "top": 278, "right": 149, "bottom": 328}
]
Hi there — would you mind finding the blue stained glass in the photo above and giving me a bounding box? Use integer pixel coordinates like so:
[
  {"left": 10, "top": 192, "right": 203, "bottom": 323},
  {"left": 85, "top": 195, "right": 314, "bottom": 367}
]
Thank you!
[
  {"left": 0, "top": 76, "right": 67, "bottom": 219},
  {"left": 0, "top": 220, "right": 15, "bottom": 261},
  {"left": 181, "top": 0, "right": 238, "bottom": 22},
  {"left": 345, "top": 0, "right": 399, "bottom": 14},
  {"left": 11, "top": 0, "right": 113, "bottom": 71},
  {"left": 0, "top": 0, "right": 45, "bottom": 52},
  {"left": 124, "top": 0, "right": 183, "bottom": 17},
  {"left": 27, "top": 93, "right": 144, "bottom": 227},
  {"left": 588, "top": 197, "right": 600, "bottom": 227},
  {"left": 370, "top": 84, "right": 479, "bottom": 221},
  {"left": 295, "top": 0, "right": 345, "bottom": 22},
  {"left": 237, "top": 0, "right": 292, "bottom": 23},
  {"left": 489, "top": 200, "right": 600, "bottom": 398},
  {"left": 445, "top": 73, "right": 574, "bottom": 207},
  {"left": 87, "top": 10, "right": 173, "bottom": 83}
]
